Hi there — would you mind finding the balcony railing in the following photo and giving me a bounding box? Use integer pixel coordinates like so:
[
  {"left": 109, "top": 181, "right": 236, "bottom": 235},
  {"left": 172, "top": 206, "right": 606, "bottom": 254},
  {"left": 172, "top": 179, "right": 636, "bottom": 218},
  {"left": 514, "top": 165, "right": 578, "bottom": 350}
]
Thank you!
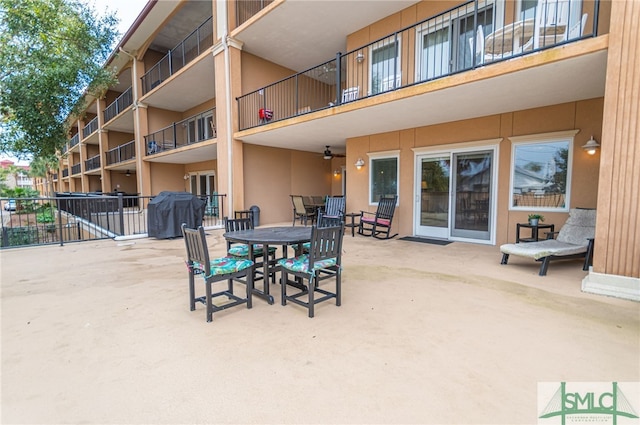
[
  {"left": 104, "top": 87, "right": 133, "bottom": 123},
  {"left": 141, "top": 16, "right": 214, "bottom": 95},
  {"left": 69, "top": 133, "right": 80, "bottom": 148},
  {"left": 62, "top": 169, "right": 69, "bottom": 178},
  {"left": 236, "top": 0, "right": 274, "bottom": 27},
  {"left": 106, "top": 140, "right": 136, "bottom": 165},
  {"left": 71, "top": 163, "right": 81, "bottom": 175},
  {"left": 52, "top": 173, "right": 58, "bottom": 181},
  {"left": 82, "top": 116, "right": 98, "bottom": 138},
  {"left": 85, "top": 154, "right": 101, "bottom": 171},
  {"left": 145, "top": 108, "right": 216, "bottom": 156},
  {"left": 237, "top": 0, "right": 598, "bottom": 131}
]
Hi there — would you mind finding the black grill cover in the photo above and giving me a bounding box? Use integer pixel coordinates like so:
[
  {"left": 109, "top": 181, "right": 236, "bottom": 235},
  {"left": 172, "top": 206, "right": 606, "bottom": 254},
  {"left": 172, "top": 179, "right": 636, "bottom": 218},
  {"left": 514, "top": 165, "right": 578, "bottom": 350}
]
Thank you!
[{"left": 147, "top": 191, "right": 206, "bottom": 239}]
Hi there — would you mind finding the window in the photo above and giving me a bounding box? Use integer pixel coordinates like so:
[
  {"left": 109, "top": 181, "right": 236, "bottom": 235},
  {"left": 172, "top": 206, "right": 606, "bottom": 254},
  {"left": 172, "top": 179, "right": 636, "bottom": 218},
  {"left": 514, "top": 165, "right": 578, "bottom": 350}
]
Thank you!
[
  {"left": 369, "top": 152, "right": 399, "bottom": 204},
  {"left": 509, "top": 132, "right": 575, "bottom": 211},
  {"left": 370, "top": 36, "right": 401, "bottom": 95}
]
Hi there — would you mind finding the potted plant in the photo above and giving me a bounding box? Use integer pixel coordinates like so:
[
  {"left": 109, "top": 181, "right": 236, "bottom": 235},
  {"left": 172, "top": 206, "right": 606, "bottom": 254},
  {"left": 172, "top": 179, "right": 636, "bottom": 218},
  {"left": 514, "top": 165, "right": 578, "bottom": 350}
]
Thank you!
[{"left": 528, "top": 213, "right": 545, "bottom": 226}]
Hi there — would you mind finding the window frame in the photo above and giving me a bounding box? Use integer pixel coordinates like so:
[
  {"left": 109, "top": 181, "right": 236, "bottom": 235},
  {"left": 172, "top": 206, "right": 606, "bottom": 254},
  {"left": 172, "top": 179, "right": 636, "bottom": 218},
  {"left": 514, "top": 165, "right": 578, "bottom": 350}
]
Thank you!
[
  {"left": 508, "top": 130, "right": 577, "bottom": 212},
  {"left": 368, "top": 150, "right": 400, "bottom": 205}
]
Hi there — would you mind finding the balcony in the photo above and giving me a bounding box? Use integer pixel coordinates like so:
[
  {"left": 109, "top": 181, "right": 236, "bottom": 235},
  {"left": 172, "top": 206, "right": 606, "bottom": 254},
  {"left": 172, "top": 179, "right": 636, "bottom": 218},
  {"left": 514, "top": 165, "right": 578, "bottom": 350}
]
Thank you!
[
  {"left": 236, "top": 0, "right": 274, "bottom": 27},
  {"left": 62, "top": 169, "right": 69, "bottom": 178},
  {"left": 82, "top": 116, "right": 98, "bottom": 139},
  {"left": 69, "top": 134, "right": 80, "bottom": 149},
  {"left": 71, "top": 163, "right": 81, "bottom": 176},
  {"left": 141, "top": 16, "right": 214, "bottom": 96},
  {"left": 106, "top": 140, "right": 136, "bottom": 165},
  {"left": 145, "top": 108, "right": 215, "bottom": 156},
  {"left": 237, "top": 0, "right": 600, "bottom": 131},
  {"left": 85, "top": 154, "right": 101, "bottom": 171},
  {"left": 104, "top": 87, "right": 133, "bottom": 123}
]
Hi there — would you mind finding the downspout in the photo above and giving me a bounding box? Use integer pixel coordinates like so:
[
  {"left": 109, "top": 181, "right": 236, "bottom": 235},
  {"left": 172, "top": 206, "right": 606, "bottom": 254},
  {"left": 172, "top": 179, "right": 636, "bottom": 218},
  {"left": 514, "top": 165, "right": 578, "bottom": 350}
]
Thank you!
[
  {"left": 221, "top": 23, "right": 234, "bottom": 212},
  {"left": 118, "top": 47, "right": 144, "bottom": 194}
]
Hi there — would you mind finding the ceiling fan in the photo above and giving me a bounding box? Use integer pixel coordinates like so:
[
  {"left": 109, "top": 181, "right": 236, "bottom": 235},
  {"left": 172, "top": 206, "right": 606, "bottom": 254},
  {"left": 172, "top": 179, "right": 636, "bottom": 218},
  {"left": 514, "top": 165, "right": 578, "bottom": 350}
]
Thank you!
[{"left": 322, "top": 146, "right": 345, "bottom": 160}]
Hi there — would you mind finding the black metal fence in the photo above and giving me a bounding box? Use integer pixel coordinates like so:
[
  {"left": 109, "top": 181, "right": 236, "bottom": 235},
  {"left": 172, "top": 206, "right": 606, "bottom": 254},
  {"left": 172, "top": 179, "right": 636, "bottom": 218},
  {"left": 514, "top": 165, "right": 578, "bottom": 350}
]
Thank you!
[
  {"left": 106, "top": 140, "right": 136, "bottom": 165},
  {"left": 0, "top": 193, "right": 227, "bottom": 249},
  {"left": 145, "top": 108, "right": 215, "bottom": 155},
  {"left": 104, "top": 87, "right": 133, "bottom": 123},
  {"left": 82, "top": 116, "right": 99, "bottom": 138}
]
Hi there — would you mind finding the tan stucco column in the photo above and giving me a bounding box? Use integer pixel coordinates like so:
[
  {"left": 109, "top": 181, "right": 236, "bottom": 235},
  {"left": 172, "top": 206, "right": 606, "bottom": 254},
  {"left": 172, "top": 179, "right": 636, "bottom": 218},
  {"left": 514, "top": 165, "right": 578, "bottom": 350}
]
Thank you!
[
  {"left": 213, "top": 35, "right": 245, "bottom": 215},
  {"left": 582, "top": 0, "right": 640, "bottom": 300}
]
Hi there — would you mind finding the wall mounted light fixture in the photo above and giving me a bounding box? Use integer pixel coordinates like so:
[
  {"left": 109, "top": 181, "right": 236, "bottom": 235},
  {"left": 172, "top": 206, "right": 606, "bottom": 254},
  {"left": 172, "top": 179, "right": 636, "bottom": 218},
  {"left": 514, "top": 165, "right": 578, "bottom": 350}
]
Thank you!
[
  {"left": 355, "top": 158, "right": 365, "bottom": 170},
  {"left": 356, "top": 52, "right": 365, "bottom": 63},
  {"left": 125, "top": 170, "right": 131, "bottom": 177},
  {"left": 333, "top": 169, "right": 340, "bottom": 177},
  {"left": 582, "top": 136, "right": 600, "bottom": 155},
  {"left": 184, "top": 173, "right": 190, "bottom": 180}
]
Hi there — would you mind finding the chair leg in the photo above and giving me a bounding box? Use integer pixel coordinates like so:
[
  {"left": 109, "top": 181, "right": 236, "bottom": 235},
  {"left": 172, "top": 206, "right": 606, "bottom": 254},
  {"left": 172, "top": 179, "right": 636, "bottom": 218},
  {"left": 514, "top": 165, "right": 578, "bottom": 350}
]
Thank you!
[
  {"left": 539, "top": 257, "right": 551, "bottom": 276},
  {"left": 336, "top": 271, "right": 341, "bottom": 307},
  {"left": 189, "top": 271, "right": 196, "bottom": 311},
  {"left": 501, "top": 253, "right": 509, "bottom": 265},
  {"left": 281, "top": 269, "right": 288, "bottom": 306},
  {"left": 308, "top": 276, "right": 315, "bottom": 318},
  {"left": 206, "top": 280, "right": 213, "bottom": 322},
  {"left": 246, "top": 268, "right": 253, "bottom": 309}
]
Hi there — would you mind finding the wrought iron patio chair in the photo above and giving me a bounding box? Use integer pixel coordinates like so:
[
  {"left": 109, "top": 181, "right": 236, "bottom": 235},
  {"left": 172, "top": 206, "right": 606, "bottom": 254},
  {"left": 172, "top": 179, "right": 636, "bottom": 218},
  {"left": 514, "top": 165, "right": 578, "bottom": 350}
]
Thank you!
[
  {"left": 291, "top": 195, "right": 315, "bottom": 226},
  {"left": 278, "top": 224, "right": 345, "bottom": 318},
  {"left": 181, "top": 223, "right": 253, "bottom": 322},
  {"left": 358, "top": 195, "right": 399, "bottom": 239}
]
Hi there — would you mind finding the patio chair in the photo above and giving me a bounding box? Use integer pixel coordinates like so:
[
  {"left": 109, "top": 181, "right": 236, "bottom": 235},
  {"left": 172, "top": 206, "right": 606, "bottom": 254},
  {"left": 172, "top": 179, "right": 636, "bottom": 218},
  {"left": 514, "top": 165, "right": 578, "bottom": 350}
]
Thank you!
[
  {"left": 500, "top": 208, "right": 596, "bottom": 276},
  {"left": 321, "top": 196, "right": 345, "bottom": 221},
  {"left": 181, "top": 223, "right": 253, "bottom": 322},
  {"left": 291, "top": 195, "right": 315, "bottom": 226},
  {"left": 278, "top": 224, "right": 345, "bottom": 317},
  {"left": 358, "top": 195, "right": 399, "bottom": 239},
  {"left": 224, "top": 217, "right": 276, "bottom": 283}
]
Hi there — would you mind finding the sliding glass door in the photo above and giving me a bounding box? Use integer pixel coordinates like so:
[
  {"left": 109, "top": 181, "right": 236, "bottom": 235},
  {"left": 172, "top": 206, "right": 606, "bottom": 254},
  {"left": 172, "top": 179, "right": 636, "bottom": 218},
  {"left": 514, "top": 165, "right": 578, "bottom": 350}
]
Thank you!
[{"left": 415, "top": 148, "right": 495, "bottom": 242}]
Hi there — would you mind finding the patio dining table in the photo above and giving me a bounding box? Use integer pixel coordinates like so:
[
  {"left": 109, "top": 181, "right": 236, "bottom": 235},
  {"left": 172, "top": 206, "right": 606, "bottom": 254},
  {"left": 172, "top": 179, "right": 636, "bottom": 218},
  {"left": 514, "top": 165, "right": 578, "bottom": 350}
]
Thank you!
[{"left": 223, "top": 226, "right": 312, "bottom": 304}]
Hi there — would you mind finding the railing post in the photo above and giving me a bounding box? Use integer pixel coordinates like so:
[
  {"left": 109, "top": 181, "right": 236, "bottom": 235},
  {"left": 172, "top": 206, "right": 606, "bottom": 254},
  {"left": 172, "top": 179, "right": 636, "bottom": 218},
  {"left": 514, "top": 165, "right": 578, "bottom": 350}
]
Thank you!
[
  {"left": 336, "top": 52, "right": 342, "bottom": 104},
  {"left": 117, "top": 193, "right": 125, "bottom": 236},
  {"left": 173, "top": 123, "right": 177, "bottom": 149},
  {"left": 472, "top": 0, "right": 478, "bottom": 68},
  {"left": 56, "top": 197, "right": 64, "bottom": 246}
]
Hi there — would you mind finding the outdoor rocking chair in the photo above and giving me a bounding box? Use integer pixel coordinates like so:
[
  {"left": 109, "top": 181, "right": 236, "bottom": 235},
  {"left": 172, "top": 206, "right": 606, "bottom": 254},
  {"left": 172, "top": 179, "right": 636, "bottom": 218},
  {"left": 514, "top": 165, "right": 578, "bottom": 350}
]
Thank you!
[
  {"left": 181, "top": 223, "right": 254, "bottom": 322},
  {"left": 358, "top": 195, "right": 399, "bottom": 239},
  {"left": 278, "top": 224, "right": 345, "bottom": 318},
  {"left": 500, "top": 208, "right": 596, "bottom": 276}
]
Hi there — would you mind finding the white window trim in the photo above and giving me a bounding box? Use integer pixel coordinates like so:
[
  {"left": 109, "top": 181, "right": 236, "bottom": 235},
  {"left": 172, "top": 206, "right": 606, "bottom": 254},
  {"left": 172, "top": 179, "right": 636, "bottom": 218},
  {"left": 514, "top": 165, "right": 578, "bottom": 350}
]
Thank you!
[
  {"left": 508, "top": 130, "right": 578, "bottom": 212},
  {"left": 367, "top": 150, "right": 400, "bottom": 205}
]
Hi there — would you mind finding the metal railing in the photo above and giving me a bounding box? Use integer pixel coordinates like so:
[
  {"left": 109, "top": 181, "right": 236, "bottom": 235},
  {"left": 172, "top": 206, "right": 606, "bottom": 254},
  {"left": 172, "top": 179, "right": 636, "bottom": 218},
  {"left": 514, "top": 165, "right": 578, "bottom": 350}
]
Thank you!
[
  {"left": 236, "top": 0, "right": 274, "bottom": 27},
  {"left": 1, "top": 193, "right": 227, "bottom": 249},
  {"left": 71, "top": 163, "right": 81, "bottom": 175},
  {"left": 237, "top": 0, "right": 598, "bottom": 131},
  {"left": 85, "top": 154, "right": 101, "bottom": 171},
  {"left": 104, "top": 87, "right": 133, "bottom": 123},
  {"left": 82, "top": 116, "right": 99, "bottom": 138},
  {"left": 106, "top": 140, "right": 136, "bottom": 165},
  {"left": 62, "top": 169, "right": 69, "bottom": 178},
  {"left": 145, "top": 108, "right": 215, "bottom": 156},
  {"left": 69, "top": 133, "right": 80, "bottom": 148},
  {"left": 141, "top": 16, "right": 214, "bottom": 95}
]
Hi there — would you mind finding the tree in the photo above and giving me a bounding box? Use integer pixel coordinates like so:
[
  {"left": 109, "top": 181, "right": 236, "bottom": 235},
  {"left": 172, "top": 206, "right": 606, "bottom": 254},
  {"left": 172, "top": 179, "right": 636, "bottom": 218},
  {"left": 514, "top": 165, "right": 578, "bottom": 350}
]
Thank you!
[
  {"left": 28, "top": 153, "right": 58, "bottom": 196},
  {"left": 0, "top": 0, "right": 119, "bottom": 159}
]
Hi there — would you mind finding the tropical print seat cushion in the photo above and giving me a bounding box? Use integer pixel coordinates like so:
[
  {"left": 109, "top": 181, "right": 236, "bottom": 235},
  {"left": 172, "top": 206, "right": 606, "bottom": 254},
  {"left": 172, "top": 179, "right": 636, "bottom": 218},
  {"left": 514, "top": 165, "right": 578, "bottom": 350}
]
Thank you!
[
  {"left": 290, "top": 242, "right": 311, "bottom": 252},
  {"left": 191, "top": 257, "right": 253, "bottom": 278},
  {"left": 277, "top": 254, "right": 337, "bottom": 275},
  {"left": 228, "top": 243, "right": 276, "bottom": 257}
]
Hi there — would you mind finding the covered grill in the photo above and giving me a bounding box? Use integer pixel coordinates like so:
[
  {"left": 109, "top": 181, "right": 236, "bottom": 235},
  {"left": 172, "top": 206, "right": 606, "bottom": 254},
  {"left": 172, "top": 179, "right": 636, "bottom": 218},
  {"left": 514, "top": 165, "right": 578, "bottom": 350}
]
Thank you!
[{"left": 147, "top": 191, "right": 205, "bottom": 239}]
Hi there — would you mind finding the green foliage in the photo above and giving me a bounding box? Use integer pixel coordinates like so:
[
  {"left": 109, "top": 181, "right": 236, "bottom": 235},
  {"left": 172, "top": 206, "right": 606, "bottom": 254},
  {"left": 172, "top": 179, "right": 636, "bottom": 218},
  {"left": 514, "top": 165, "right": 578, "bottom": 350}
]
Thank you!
[
  {"left": 36, "top": 205, "right": 55, "bottom": 223},
  {"left": 528, "top": 213, "right": 545, "bottom": 222},
  {"left": 0, "top": 0, "right": 119, "bottom": 158}
]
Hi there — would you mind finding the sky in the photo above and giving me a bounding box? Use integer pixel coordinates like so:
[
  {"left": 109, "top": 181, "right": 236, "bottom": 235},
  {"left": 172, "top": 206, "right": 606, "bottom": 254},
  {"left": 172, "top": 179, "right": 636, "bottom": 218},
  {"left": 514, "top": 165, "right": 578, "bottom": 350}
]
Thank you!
[{"left": 1, "top": 0, "right": 148, "bottom": 166}]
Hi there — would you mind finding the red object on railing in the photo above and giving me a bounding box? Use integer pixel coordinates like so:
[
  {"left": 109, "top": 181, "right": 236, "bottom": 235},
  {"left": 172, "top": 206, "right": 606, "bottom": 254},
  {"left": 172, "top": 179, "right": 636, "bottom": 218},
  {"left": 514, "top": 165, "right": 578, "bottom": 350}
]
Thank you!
[{"left": 259, "top": 108, "right": 273, "bottom": 121}]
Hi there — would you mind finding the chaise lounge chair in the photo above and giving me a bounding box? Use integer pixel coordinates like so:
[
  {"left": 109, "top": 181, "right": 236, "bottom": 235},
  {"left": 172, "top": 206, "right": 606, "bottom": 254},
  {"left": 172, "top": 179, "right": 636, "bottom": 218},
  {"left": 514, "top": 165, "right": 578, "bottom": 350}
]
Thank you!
[{"left": 500, "top": 208, "right": 596, "bottom": 276}]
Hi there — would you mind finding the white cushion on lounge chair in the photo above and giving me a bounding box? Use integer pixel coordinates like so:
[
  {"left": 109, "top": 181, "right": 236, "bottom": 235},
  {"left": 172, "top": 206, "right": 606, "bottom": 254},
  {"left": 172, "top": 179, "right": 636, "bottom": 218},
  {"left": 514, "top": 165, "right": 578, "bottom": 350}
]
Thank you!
[{"left": 500, "top": 239, "right": 588, "bottom": 260}]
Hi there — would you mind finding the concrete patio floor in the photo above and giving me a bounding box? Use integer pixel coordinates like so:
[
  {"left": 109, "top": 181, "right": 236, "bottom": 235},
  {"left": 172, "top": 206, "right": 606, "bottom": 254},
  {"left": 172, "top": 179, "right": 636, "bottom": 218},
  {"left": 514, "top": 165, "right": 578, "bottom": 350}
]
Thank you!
[{"left": 1, "top": 226, "right": 638, "bottom": 424}]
